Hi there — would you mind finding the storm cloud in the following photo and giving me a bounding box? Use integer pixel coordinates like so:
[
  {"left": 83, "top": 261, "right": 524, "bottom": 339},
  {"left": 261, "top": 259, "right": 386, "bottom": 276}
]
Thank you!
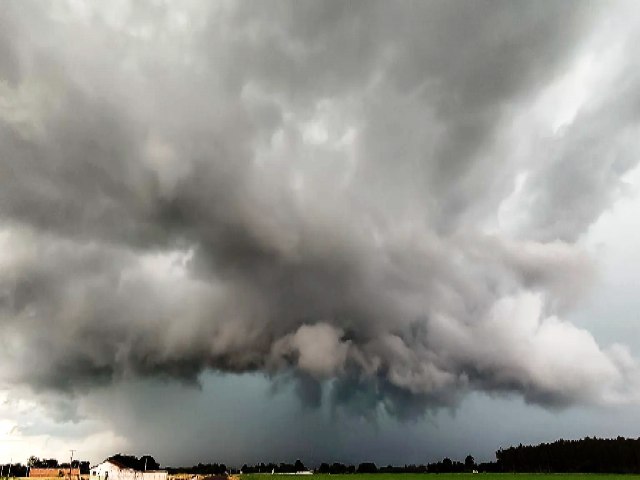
[{"left": 1, "top": 0, "right": 640, "bottom": 422}]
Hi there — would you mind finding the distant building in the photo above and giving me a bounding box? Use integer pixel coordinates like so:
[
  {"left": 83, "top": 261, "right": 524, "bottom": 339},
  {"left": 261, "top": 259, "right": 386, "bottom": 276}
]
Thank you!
[
  {"left": 90, "top": 458, "right": 167, "bottom": 480},
  {"left": 30, "top": 468, "right": 80, "bottom": 478}
]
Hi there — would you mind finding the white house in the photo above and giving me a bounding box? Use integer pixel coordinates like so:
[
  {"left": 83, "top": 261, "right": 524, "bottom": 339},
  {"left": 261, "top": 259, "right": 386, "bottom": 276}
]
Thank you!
[{"left": 90, "top": 459, "right": 167, "bottom": 480}]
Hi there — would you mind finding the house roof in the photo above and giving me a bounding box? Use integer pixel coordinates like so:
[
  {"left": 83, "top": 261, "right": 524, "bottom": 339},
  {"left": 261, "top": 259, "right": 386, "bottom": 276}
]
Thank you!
[
  {"left": 93, "top": 456, "right": 165, "bottom": 473},
  {"left": 105, "top": 459, "right": 136, "bottom": 471}
]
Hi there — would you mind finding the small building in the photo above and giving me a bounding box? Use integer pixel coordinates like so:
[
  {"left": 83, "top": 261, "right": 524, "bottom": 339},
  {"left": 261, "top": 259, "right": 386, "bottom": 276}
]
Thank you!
[
  {"left": 30, "top": 468, "right": 80, "bottom": 478},
  {"left": 90, "top": 458, "right": 167, "bottom": 480}
]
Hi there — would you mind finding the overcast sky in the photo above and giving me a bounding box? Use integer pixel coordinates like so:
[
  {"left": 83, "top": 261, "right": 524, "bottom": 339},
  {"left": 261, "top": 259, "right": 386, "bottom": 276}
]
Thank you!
[{"left": 2, "top": 0, "right": 640, "bottom": 467}]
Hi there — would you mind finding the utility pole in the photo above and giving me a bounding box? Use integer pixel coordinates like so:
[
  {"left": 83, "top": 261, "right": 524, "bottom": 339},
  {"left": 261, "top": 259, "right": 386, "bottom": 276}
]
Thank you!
[{"left": 69, "top": 450, "right": 76, "bottom": 480}]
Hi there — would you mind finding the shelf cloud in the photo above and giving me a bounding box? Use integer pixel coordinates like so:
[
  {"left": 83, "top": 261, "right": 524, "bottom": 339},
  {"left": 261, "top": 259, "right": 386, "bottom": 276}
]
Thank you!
[{"left": 1, "top": 0, "right": 640, "bottom": 424}]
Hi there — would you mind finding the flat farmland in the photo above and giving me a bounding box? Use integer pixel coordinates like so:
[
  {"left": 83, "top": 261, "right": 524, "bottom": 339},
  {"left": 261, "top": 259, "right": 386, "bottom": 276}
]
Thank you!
[{"left": 241, "top": 475, "right": 640, "bottom": 480}]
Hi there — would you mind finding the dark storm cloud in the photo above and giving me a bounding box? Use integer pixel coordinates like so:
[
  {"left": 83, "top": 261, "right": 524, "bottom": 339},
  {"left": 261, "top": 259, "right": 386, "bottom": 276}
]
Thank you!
[{"left": 1, "top": 0, "right": 639, "bottom": 420}]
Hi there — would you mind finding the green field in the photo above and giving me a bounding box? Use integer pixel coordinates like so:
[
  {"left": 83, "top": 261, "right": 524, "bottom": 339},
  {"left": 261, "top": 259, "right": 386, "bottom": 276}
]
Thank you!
[{"left": 241, "top": 475, "right": 640, "bottom": 480}]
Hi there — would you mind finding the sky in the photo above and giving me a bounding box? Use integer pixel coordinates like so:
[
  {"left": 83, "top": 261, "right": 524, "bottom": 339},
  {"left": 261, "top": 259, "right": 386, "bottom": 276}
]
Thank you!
[{"left": 1, "top": 0, "right": 640, "bottom": 468}]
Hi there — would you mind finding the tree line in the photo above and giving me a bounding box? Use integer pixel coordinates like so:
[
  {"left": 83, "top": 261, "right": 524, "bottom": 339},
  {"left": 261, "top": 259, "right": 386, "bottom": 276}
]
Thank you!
[
  {"left": 0, "top": 455, "right": 158, "bottom": 478},
  {"left": 0, "top": 458, "right": 91, "bottom": 477},
  {"left": 166, "top": 463, "right": 228, "bottom": 476},
  {"left": 203, "top": 437, "right": 640, "bottom": 474},
  {"left": 8, "top": 436, "right": 640, "bottom": 476},
  {"left": 230, "top": 456, "right": 479, "bottom": 474},
  {"left": 494, "top": 436, "right": 640, "bottom": 473}
]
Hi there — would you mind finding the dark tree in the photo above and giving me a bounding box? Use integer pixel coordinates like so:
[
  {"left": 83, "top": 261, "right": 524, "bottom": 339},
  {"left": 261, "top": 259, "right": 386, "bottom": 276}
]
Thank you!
[
  {"left": 495, "top": 436, "right": 640, "bottom": 473},
  {"left": 357, "top": 462, "right": 378, "bottom": 473},
  {"left": 140, "top": 456, "right": 160, "bottom": 471},
  {"left": 465, "top": 455, "right": 476, "bottom": 471},
  {"left": 1, "top": 463, "right": 28, "bottom": 477},
  {"left": 79, "top": 462, "right": 91, "bottom": 474}
]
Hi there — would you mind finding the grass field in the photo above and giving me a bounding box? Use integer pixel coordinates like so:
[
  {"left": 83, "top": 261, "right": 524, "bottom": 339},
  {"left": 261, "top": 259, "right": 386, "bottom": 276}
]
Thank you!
[{"left": 240, "top": 475, "right": 640, "bottom": 480}]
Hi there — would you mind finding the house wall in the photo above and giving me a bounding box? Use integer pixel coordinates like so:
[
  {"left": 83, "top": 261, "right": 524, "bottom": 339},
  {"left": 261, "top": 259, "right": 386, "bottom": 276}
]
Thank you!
[
  {"left": 90, "top": 463, "right": 167, "bottom": 480},
  {"left": 91, "top": 462, "right": 135, "bottom": 480},
  {"left": 30, "top": 468, "right": 80, "bottom": 477},
  {"left": 142, "top": 472, "right": 167, "bottom": 480}
]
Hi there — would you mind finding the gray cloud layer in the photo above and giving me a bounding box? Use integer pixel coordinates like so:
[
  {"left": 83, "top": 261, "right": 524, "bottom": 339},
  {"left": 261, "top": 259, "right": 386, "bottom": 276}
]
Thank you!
[{"left": 1, "top": 0, "right": 640, "bottom": 420}]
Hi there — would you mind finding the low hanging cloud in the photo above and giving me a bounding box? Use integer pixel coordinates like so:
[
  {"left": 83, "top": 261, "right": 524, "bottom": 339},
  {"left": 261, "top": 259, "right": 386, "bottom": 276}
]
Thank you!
[{"left": 1, "top": 0, "right": 640, "bottom": 420}]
